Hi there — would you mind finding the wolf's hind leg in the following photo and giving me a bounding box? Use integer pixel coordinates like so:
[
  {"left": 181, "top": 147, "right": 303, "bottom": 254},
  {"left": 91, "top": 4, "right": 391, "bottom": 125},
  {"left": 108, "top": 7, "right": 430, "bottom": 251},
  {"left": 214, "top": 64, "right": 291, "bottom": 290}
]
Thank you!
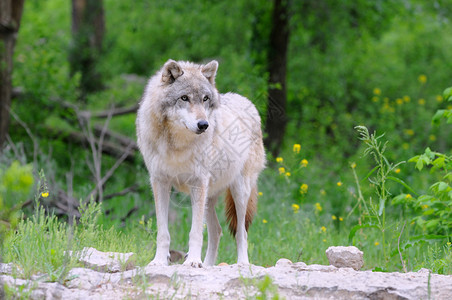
[
  {"left": 204, "top": 195, "right": 222, "bottom": 266},
  {"left": 230, "top": 176, "right": 251, "bottom": 264},
  {"left": 149, "top": 178, "right": 171, "bottom": 266}
]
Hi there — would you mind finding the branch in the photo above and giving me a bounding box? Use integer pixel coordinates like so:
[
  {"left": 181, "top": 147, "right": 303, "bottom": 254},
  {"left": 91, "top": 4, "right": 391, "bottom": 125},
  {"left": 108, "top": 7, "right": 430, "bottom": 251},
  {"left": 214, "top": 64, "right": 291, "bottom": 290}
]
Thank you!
[{"left": 79, "top": 104, "right": 139, "bottom": 119}]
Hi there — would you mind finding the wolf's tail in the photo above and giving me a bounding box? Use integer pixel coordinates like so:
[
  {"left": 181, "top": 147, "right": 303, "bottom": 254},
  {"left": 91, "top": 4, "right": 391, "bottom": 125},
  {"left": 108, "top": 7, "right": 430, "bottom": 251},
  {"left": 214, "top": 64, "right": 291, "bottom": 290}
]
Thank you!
[{"left": 225, "top": 186, "right": 258, "bottom": 236}]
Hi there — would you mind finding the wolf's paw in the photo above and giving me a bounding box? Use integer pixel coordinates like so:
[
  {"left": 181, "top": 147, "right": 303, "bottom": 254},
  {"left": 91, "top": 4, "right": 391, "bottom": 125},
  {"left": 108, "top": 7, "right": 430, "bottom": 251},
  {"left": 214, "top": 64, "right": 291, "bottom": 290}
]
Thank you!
[
  {"left": 183, "top": 259, "right": 203, "bottom": 268},
  {"left": 148, "top": 258, "right": 169, "bottom": 267}
]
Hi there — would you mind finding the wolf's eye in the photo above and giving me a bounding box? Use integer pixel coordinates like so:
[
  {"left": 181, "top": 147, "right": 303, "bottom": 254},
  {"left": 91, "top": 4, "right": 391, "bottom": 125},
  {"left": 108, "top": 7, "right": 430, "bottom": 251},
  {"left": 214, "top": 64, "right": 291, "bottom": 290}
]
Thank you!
[
  {"left": 180, "top": 95, "right": 189, "bottom": 101},
  {"left": 203, "top": 96, "right": 209, "bottom": 102}
]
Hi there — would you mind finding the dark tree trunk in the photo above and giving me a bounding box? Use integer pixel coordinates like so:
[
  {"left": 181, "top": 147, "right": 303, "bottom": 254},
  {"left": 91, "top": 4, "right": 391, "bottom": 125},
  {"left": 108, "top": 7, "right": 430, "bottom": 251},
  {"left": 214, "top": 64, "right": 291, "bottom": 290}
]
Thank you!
[
  {"left": 264, "top": 0, "right": 290, "bottom": 157},
  {"left": 69, "top": 0, "right": 105, "bottom": 100},
  {"left": 0, "top": 0, "right": 25, "bottom": 149}
]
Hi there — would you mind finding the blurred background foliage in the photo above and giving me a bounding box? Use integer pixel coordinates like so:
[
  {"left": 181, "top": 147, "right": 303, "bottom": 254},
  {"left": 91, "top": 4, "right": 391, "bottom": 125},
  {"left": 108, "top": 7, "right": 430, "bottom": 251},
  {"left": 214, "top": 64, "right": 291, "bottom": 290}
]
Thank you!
[{"left": 1, "top": 0, "right": 452, "bottom": 272}]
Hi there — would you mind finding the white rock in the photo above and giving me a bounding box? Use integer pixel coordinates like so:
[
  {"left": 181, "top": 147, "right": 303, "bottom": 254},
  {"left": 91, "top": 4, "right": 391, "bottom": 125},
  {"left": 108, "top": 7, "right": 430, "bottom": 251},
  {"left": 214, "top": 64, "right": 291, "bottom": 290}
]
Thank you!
[
  {"left": 325, "top": 246, "right": 364, "bottom": 270},
  {"left": 69, "top": 247, "right": 134, "bottom": 273},
  {"left": 275, "top": 258, "right": 292, "bottom": 267}
]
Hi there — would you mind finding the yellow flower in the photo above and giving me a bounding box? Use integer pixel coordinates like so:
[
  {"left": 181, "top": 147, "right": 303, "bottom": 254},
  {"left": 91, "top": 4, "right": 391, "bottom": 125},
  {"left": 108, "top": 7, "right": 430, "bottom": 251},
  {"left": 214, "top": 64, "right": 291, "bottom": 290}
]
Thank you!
[
  {"left": 276, "top": 157, "right": 283, "bottom": 163},
  {"left": 372, "top": 96, "right": 379, "bottom": 103},
  {"left": 395, "top": 168, "right": 401, "bottom": 174},
  {"left": 396, "top": 98, "right": 404, "bottom": 105},
  {"left": 374, "top": 242, "right": 380, "bottom": 246},
  {"left": 320, "top": 226, "right": 327, "bottom": 233},
  {"left": 447, "top": 242, "right": 451, "bottom": 246},
  {"left": 262, "top": 219, "right": 268, "bottom": 224},
  {"left": 293, "top": 144, "right": 301, "bottom": 153},
  {"left": 285, "top": 172, "right": 291, "bottom": 177},
  {"left": 258, "top": 192, "right": 263, "bottom": 196},
  {"left": 278, "top": 167, "right": 285, "bottom": 175},
  {"left": 41, "top": 192, "right": 49, "bottom": 198},
  {"left": 404, "top": 129, "right": 414, "bottom": 136},
  {"left": 403, "top": 95, "right": 411, "bottom": 103},
  {"left": 323, "top": 239, "right": 327, "bottom": 242},
  {"left": 332, "top": 215, "right": 337, "bottom": 220},
  {"left": 373, "top": 88, "right": 381, "bottom": 95},
  {"left": 421, "top": 204, "right": 429, "bottom": 209},
  {"left": 320, "top": 189, "right": 326, "bottom": 196},
  {"left": 292, "top": 204, "right": 300, "bottom": 213},
  {"left": 339, "top": 217, "right": 344, "bottom": 221},
  {"left": 418, "top": 74, "right": 427, "bottom": 84},
  {"left": 337, "top": 181, "right": 343, "bottom": 187},
  {"left": 405, "top": 194, "right": 412, "bottom": 199},
  {"left": 402, "top": 143, "right": 410, "bottom": 150},
  {"left": 429, "top": 135, "right": 436, "bottom": 142},
  {"left": 300, "top": 184, "right": 309, "bottom": 194},
  {"left": 300, "top": 159, "right": 308, "bottom": 167},
  {"left": 351, "top": 162, "right": 356, "bottom": 169},
  {"left": 436, "top": 95, "right": 443, "bottom": 103},
  {"left": 139, "top": 220, "right": 145, "bottom": 225},
  {"left": 418, "top": 98, "right": 425, "bottom": 105},
  {"left": 315, "top": 202, "right": 322, "bottom": 212}
]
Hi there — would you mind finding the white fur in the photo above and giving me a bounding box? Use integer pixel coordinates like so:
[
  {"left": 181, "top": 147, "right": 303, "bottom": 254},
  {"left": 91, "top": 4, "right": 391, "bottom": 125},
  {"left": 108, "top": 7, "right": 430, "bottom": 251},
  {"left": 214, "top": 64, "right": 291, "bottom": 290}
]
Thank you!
[{"left": 136, "top": 60, "right": 265, "bottom": 267}]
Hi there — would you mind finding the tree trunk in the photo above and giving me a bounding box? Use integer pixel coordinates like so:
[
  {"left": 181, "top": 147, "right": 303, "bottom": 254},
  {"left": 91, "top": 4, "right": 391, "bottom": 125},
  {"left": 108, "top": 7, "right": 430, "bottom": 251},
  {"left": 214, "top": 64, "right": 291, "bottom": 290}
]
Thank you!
[
  {"left": 264, "top": 0, "right": 290, "bottom": 157},
  {"left": 69, "top": 0, "right": 105, "bottom": 100},
  {"left": 0, "top": 0, "right": 25, "bottom": 149}
]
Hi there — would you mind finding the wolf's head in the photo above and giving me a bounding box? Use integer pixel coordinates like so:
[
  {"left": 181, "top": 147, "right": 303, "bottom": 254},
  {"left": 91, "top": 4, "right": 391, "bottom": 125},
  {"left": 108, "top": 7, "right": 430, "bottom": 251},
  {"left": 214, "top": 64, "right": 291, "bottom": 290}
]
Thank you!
[{"left": 158, "top": 59, "right": 220, "bottom": 135}]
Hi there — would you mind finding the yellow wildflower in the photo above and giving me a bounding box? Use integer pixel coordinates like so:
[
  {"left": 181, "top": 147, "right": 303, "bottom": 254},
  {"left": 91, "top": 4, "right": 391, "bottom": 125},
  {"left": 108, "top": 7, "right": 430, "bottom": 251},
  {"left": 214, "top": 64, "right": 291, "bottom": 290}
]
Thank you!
[
  {"left": 403, "top": 95, "right": 411, "bottom": 103},
  {"left": 139, "top": 219, "right": 145, "bottom": 225},
  {"left": 339, "top": 217, "right": 344, "bottom": 221},
  {"left": 418, "top": 74, "right": 427, "bottom": 84},
  {"left": 301, "top": 159, "right": 308, "bottom": 167},
  {"left": 41, "top": 192, "right": 49, "bottom": 198},
  {"left": 351, "top": 162, "right": 356, "bottom": 169},
  {"left": 405, "top": 194, "right": 412, "bottom": 199},
  {"left": 320, "top": 226, "right": 327, "bottom": 233},
  {"left": 372, "top": 96, "right": 379, "bottom": 103},
  {"left": 418, "top": 98, "right": 425, "bottom": 105},
  {"left": 278, "top": 167, "right": 285, "bottom": 175},
  {"left": 332, "top": 215, "right": 337, "bottom": 220},
  {"left": 315, "top": 202, "right": 322, "bottom": 212},
  {"left": 258, "top": 192, "right": 263, "bottom": 196},
  {"left": 300, "top": 184, "right": 309, "bottom": 194},
  {"left": 276, "top": 157, "right": 283, "bottom": 163},
  {"left": 447, "top": 242, "right": 451, "bottom": 246},
  {"left": 436, "top": 95, "right": 443, "bottom": 103},
  {"left": 421, "top": 204, "right": 429, "bottom": 209},
  {"left": 395, "top": 168, "right": 401, "bottom": 174},
  {"left": 285, "top": 172, "right": 291, "bottom": 177},
  {"left": 262, "top": 219, "right": 268, "bottom": 224},
  {"left": 320, "top": 189, "right": 326, "bottom": 196},
  {"left": 402, "top": 143, "right": 410, "bottom": 150},
  {"left": 323, "top": 239, "right": 327, "bottom": 242},
  {"left": 293, "top": 144, "right": 301, "bottom": 153},
  {"left": 404, "top": 129, "right": 414, "bottom": 136},
  {"left": 374, "top": 242, "right": 380, "bottom": 246},
  {"left": 396, "top": 98, "right": 404, "bottom": 105},
  {"left": 429, "top": 135, "right": 436, "bottom": 142},
  {"left": 373, "top": 88, "right": 381, "bottom": 95},
  {"left": 337, "top": 181, "right": 343, "bottom": 187},
  {"left": 292, "top": 204, "right": 300, "bottom": 213}
]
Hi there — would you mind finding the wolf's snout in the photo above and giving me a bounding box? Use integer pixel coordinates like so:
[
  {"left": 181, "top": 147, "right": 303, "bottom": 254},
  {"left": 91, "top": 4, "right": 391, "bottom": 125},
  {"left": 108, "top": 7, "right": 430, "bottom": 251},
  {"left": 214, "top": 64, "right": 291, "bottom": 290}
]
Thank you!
[{"left": 197, "top": 120, "right": 209, "bottom": 133}]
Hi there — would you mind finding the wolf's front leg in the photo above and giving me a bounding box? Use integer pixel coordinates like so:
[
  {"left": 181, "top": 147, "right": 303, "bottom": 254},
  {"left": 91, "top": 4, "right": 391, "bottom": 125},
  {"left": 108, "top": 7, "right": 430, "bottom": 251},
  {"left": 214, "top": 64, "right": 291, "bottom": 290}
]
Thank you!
[
  {"left": 149, "top": 178, "right": 172, "bottom": 266},
  {"left": 184, "top": 183, "right": 208, "bottom": 268}
]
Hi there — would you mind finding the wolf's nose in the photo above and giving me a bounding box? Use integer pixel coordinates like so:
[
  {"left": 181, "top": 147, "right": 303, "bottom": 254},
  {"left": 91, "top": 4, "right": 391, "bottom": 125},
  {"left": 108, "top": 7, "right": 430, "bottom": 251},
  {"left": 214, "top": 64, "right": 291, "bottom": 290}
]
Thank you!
[{"left": 197, "top": 120, "right": 209, "bottom": 131}]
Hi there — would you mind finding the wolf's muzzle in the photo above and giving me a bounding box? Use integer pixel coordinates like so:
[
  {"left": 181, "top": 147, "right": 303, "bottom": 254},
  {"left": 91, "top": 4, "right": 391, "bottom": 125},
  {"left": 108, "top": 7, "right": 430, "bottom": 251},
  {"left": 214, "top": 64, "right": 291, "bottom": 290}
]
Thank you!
[{"left": 196, "top": 120, "right": 209, "bottom": 134}]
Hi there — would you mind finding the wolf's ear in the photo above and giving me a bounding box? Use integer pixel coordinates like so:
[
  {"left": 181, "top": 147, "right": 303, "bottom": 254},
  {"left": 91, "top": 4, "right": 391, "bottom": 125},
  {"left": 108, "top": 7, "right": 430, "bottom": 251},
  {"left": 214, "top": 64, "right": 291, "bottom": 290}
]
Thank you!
[
  {"left": 201, "top": 60, "right": 219, "bottom": 85},
  {"left": 161, "top": 60, "right": 184, "bottom": 84}
]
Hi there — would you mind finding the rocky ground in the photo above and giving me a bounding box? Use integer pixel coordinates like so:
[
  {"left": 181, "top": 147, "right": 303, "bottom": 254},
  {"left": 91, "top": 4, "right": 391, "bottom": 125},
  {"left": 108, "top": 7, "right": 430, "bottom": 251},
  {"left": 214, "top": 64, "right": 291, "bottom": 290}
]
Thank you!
[{"left": 1, "top": 247, "right": 452, "bottom": 299}]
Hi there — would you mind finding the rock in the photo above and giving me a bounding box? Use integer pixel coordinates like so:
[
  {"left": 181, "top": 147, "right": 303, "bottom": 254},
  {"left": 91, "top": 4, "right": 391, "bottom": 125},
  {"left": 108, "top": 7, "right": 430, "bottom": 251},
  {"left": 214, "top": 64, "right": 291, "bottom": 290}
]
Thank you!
[
  {"left": 0, "top": 263, "right": 14, "bottom": 275},
  {"left": 275, "top": 258, "right": 292, "bottom": 267},
  {"left": 218, "top": 262, "right": 229, "bottom": 266},
  {"left": 326, "top": 246, "right": 364, "bottom": 270},
  {"left": 68, "top": 247, "right": 134, "bottom": 273},
  {"left": 4, "top": 247, "right": 452, "bottom": 299}
]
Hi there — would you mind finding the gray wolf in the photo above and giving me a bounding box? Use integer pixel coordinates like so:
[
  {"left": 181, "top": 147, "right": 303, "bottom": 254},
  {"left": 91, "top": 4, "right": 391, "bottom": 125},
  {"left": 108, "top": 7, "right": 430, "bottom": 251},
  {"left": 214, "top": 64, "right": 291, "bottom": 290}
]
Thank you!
[{"left": 136, "top": 59, "right": 266, "bottom": 267}]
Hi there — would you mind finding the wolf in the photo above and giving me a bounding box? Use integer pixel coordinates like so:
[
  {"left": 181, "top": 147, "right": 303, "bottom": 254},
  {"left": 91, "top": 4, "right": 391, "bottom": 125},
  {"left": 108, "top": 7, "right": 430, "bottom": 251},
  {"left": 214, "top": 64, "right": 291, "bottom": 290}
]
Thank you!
[{"left": 136, "top": 59, "right": 266, "bottom": 267}]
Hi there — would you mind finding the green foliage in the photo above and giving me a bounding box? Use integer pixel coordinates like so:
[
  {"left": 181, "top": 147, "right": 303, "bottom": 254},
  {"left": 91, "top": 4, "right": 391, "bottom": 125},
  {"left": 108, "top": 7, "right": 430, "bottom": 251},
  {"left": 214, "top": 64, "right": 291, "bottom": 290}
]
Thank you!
[{"left": 0, "top": 161, "right": 34, "bottom": 234}]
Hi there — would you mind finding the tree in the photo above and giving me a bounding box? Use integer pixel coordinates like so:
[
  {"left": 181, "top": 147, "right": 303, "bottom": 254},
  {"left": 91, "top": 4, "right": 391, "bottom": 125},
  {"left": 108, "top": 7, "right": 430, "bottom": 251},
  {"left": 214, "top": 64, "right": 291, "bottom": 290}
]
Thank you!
[
  {"left": 69, "top": 0, "right": 105, "bottom": 100},
  {"left": 0, "top": 0, "right": 25, "bottom": 149},
  {"left": 264, "top": 0, "right": 291, "bottom": 156}
]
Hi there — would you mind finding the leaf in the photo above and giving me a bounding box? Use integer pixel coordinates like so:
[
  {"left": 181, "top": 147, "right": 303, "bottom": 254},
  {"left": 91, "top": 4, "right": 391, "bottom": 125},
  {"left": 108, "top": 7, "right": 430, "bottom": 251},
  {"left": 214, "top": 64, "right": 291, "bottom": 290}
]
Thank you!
[
  {"left": 392, "top": 194, "right": 408, "bottom": 205},
  {"left": 378, "top": 198, "right": 385, "bottom": 216},
  {"left": 422, "top": 209, "right": 435, "bottom": 216},
  {"left": 432, "top": 110, "right": 446, "bottom": 125},
  {"left": 443, "top": 87, "right": 452, "bottom": 101},
  {"left": 425, "top": 219, "right": 439, "bottom": 229},
  {"left": 387, "top": 176, "right": 418, "bottom": 196},
  {"left": 438, "top": 182, "right": 449, "bottom": 192},
  {"left": 348, "top": 224, "right": 379, "bottom": 243},
  {"left": 361, "top": 165, "right": 379, "bottom": 183}
]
